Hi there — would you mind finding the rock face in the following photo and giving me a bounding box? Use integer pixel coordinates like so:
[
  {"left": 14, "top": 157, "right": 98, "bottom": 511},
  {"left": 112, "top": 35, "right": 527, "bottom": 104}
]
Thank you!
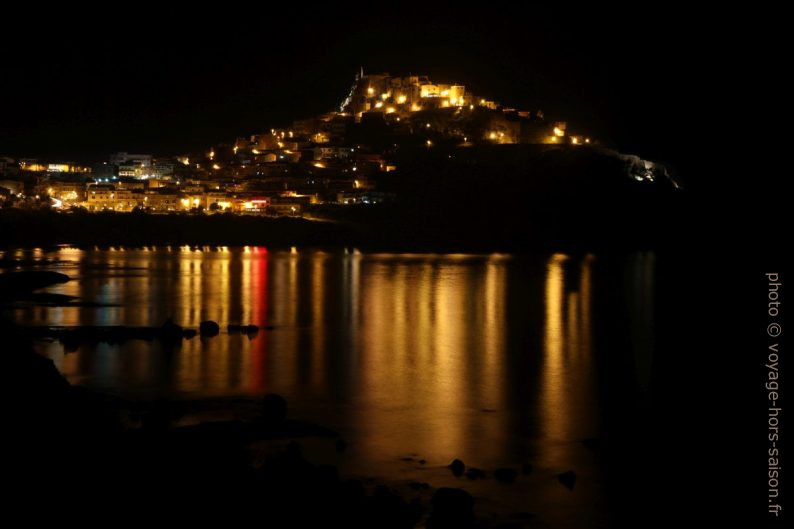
[
  {"left": 199, "top": 320, "right": 220, "bottom": 337},
  {"left": 427, "top": 488, "right": 475, "bottom": 529}
]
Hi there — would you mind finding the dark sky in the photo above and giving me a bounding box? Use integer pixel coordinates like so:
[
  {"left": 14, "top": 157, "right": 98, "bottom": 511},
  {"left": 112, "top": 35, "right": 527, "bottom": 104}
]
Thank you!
[{"left": 0, "top": 5, "right": 769, "bottom": 181}]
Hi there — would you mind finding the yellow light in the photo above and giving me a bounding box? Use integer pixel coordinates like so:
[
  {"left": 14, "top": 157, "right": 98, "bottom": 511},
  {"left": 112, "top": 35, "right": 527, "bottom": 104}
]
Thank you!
[
  {"left": 441, "top": 100, "right": 450, "bottom": 107},
  {"left": 426, "top": 123, "right": 431, "bottom": 128},
  {"left": 252, "top": 149, "right": 260, "bottom": 155},
  {"left": 243, "top": 201, "right": 253, "bottom": 210},
  {"left": 212, "top": 163, "right": 220, "bottom": 170},
  {"left": 411, "top": 103, "right": 421, "bottom": 111},
  {"left": 209, "top": 150, "right": 215, "bottom": 160},
  {"left": 233, "top": 146, "right": 238, "bottom": 154},
  {"left": 550, "top": 136, "right": 557, "bottom": 143},
  {"left": 381, "top": 93, "right": 389, "bottom": 100},
  {"left": 386, "top": 106, "right": 396, "bottom": 114},
  {"left": 354, "top": 179, "right": 360, "bottom": 188},
  {"left": 489, "top": 132, "right": 497, "bottom": 140},
  {"left": 426, "top": 140, "right": 433, "bottom": 147},
  {"left": 277, "top": 141, "right": 284, "bottom": 148},
  {"left": 397, "top": 95, "right": 407, "bottom": 104},
  {"left": 47, "top": 187, "right": 53, "bottom": 195},
  {"left": 375, "top": 101, "right": 383, "bottom": 108},
  {"left": 450, "top": 97, "right": 457, "bottom": 105},
  {"left": 180, "top": 198, "right": 190, "bottom": 207},
  {"left": 571, "top": 137, "right": 579, "bottom": 145},
  {"left": 313, "top": 162, "right": 325, "bottom": 168},
  {"left": 440, "top": 89, "right": 449, "bottom": 97},
  {"left": 193, "top": 198, "right": 200, "bottom": 205},
  {"left": 585, "top": 138, "right": 591, "bottom": 143},
  {"left": 367, "top": 87, "right": 374, "bottom": 95},
  {"left": 480, "top": 99, "right": 486, "bottom": 104},
  {"left": 469, "top": 104, "right": 474, "bottom": 110},
  {"left": 218, "top": 201, "right": 230, "bottom": 209},
  {"left": 554, "top": 127, "right": 565, "bottom": 137}
]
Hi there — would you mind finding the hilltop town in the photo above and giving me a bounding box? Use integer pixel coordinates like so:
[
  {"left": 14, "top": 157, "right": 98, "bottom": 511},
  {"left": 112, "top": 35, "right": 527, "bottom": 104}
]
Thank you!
[{"left": 1, "top": 71, "right": 596, "bottom": 215}]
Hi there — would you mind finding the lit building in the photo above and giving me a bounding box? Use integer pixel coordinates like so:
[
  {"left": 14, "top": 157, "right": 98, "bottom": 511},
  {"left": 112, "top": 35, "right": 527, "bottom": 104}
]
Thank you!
[{"left": 109, "top": 152, "right": 152, "bottom": 167}]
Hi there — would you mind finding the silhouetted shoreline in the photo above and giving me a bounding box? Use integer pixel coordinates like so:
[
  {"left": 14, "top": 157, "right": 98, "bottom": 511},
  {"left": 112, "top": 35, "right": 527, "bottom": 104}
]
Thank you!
[
  {"left": 0, "top": 203, "right": 689, "bottom": 253},
  {"left": 5, "top": 315, "right": 547, "bottom": 527}
]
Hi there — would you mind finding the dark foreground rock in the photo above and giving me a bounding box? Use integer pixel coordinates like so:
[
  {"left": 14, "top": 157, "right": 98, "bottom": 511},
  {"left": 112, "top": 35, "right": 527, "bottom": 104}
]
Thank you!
[
  {"left": 262, "top": 393, "right": 288, "bottom": 424},
  {"left": 4, "top": 316, "right": 423, "bottom": 526},
  {"left": 427, "top": 488, "right": 475, "bottom": 529},
  {"left": 0, "top": 271, "right": 70, "bottom": 301}
]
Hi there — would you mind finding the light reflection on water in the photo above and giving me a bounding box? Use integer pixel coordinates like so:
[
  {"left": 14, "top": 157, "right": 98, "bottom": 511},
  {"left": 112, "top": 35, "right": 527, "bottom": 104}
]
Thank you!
[{"left": 5, "top": 246, "right": 655, "bottom": 523}]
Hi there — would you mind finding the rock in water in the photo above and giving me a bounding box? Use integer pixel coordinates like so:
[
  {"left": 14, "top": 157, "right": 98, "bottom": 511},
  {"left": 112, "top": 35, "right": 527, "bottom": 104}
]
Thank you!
[
  {"left": 262, "top": 393, "right": 288, "bottom": 424},
  {"left": 465, "top": 468, "right": 486, "bottom": 480},
  {"left": 159, "top": 318, "right": 183, "bottom": 341},
  {"left": 448, "top": 458, "right": 465, "bottom": 477},
  {"left": 494, "top": 468, "right": 518, "bottom": 483},
  {"left": 199, "top": 320, "right": 220, "bottom": 337},
  {"left": 558, "top": 470, "right": 577, "bottom": 490}
]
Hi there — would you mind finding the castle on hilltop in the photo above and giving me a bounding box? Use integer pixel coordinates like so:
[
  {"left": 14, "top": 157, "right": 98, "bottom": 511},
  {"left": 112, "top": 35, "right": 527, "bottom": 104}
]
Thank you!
[{"left": 331, "top": 69, "right": 588, "bottom": 146}]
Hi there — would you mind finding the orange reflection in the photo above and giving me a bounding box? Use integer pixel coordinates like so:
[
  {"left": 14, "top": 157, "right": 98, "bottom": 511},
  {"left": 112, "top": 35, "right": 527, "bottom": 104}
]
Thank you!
[{"left": 539, "top": 253, "right": 598, "bottom": 464}]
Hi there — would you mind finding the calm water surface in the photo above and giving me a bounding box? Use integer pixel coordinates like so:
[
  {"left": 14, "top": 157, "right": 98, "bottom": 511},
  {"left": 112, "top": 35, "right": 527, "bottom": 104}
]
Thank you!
[{"left": 5, "top": 247, "right": 657, "bottom": 527}]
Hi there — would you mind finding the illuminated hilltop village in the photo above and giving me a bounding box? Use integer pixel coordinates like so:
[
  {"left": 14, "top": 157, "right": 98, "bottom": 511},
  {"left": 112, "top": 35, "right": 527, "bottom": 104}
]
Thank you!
[
  {"left": 2, "top": 71, "right": 605, "bottom": 214},
  {"left": 330, "top": 69, "right": 588, "bottom": 145}
]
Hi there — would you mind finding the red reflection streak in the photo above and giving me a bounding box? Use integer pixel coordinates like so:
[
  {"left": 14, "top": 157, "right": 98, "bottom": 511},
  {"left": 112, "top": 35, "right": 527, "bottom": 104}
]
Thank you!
[{"left": 250, "top": 247, "right": 269, "bottom": 392}]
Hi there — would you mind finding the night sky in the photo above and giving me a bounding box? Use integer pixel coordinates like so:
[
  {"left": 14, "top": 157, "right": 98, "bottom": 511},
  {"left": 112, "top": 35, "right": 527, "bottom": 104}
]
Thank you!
[{"left": 0, "top": 6, "right": 766, "bottom": 184}]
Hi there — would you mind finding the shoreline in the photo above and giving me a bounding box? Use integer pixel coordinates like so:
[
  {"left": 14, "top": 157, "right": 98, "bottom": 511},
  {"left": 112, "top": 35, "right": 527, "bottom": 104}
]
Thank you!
[
  {"left": 7, "top": 314, "right": 582, "bottom": 528},
  {"left": 0, "top": 207, "right": 686, "bottom": 254}
]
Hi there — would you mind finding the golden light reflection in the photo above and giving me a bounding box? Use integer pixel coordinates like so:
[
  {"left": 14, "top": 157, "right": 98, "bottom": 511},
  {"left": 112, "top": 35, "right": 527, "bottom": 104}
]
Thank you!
[
  {"left": 28, "top": 249, "right": 612, "bottom": 476},
  {"left": 539, "top": 253, "right": 598, "bottom": 465}
]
